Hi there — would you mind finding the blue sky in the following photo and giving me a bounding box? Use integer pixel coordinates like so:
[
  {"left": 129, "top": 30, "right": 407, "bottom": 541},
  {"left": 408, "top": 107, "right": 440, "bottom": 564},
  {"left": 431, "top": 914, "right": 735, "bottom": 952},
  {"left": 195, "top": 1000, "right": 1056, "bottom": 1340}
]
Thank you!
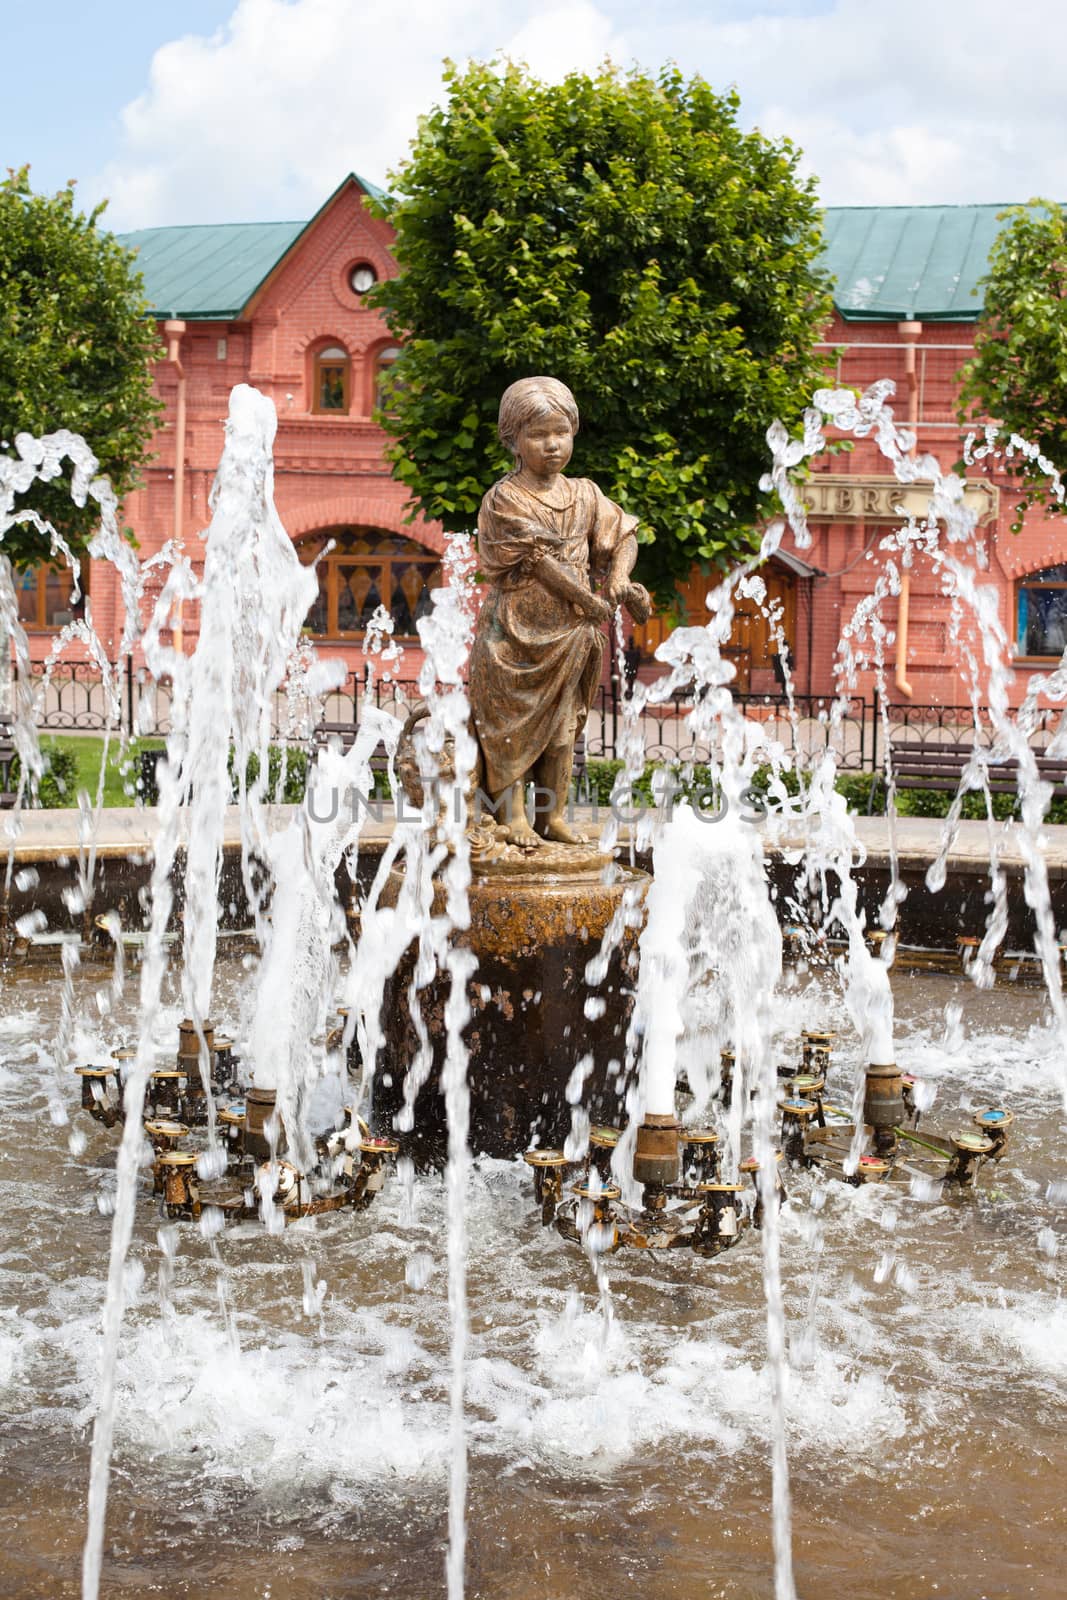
[
  {"left": 5, "top": 4, "right": 233, "bottom": 199},
  {"left": 2, "top": 0, "right": 1058, "bottom": 230}
]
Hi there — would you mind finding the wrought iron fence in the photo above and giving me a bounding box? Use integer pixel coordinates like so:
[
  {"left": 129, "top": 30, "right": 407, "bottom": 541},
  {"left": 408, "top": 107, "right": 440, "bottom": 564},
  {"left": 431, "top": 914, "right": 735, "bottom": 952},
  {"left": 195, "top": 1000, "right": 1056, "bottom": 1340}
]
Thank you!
[
  {"left": 7, "top": 658, "right": 136, "bottom": 733},
  {"left": 12, "top": 652, "right": 1067, "bottom": 780},
  {"left": 873, "top": 696, "right": 1067, "bottom": 767},
  {"left": 583, "top": 682, "right": 873, "bottom": 771},
  {"left": 9, "top": 662, "right": 425, "bottom": 743},
  {"left": 313, "top": 674, "right": 422, "bottom": 735}
]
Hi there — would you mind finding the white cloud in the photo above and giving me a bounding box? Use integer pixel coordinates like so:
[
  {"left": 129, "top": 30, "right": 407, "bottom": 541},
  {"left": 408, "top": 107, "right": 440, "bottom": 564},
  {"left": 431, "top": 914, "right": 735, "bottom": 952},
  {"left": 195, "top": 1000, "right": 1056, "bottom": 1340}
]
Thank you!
[
  {"left": 759, "top": 112, "right": 988, "bottom": 208},
  {"left": 625, "top": 0, "right": 1067, "bottom": 206},
  {"left": 505, "top": 3, "right": 623, "bottom": 82},
  {"left": 89, "top": 0, "right": 1067, "bottom": 229},
  {"left": 90, "top": 0, "right": 630, "bottom": 228}
]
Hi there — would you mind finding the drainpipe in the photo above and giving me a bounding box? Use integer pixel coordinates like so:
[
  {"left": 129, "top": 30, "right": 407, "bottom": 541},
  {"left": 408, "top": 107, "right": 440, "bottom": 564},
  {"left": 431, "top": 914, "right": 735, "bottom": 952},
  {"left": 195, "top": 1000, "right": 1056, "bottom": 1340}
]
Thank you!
[
  {"left": 163, "top": 319, "right": 187, "bottom": 653},
  {"left": 894, "top": 320, "right": 922, "bottom": 700}
]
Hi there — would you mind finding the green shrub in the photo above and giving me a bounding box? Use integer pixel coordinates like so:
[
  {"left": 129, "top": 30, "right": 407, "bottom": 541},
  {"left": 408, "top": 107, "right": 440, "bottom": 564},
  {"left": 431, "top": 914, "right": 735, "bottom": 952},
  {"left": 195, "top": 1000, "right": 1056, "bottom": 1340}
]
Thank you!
[
  {"left": 581, "top": 758, "right": 736, "bottom": 817},
  {"left": 232, "top": 744, "right": 310, "bottom": 805},
  {"left": 747, "top": 764, "right": 802, "bottom": 801},
  {"left": 827, "top": 773, "right": 1063, "bottom": 822},
  {"left": 583, "top": 755, "right": 1067, "bottom": 825},
  {"left": 892, "top": 786, "right": 953, "bottom": 819},
  {"left": 582, "top": 758, "right": 624, "bottom": 806},
  {"left": 833, "top": 772, "right": 886, "bottom": 813},
  {"left": 582, "top": 757, "right": 715, "bottom": 806},
  {"left": 7, "top": 744, "right": 78, "bottom": 807},
  {"left": 135, "top": 742, "right": 312, "bottom": 806}
]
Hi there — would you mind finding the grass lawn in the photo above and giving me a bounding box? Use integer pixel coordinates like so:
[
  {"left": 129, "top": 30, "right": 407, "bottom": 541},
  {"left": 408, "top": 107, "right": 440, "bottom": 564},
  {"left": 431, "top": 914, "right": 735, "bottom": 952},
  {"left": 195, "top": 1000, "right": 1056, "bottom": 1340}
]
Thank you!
[
  {"left": 33, "top": 734, "right": 310, "bottom": 808},
  {"left": 40, "top": 734, "right": 164, "bottom": 808}
]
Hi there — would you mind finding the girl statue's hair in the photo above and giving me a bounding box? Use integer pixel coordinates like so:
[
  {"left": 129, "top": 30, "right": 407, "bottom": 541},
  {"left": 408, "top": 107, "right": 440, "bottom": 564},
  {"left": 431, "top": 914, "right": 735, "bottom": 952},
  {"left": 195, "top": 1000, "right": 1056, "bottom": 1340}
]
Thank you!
[{"left": 497, "top": 376, "right": 580, "bottom": 454}]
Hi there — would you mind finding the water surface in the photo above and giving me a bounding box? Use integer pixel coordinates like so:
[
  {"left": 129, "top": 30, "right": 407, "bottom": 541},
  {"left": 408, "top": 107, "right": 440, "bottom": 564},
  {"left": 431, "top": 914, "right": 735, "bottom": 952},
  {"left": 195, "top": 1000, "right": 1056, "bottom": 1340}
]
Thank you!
[{"left": 0, "top": 965, "right": 1062, "bottom": 1598}]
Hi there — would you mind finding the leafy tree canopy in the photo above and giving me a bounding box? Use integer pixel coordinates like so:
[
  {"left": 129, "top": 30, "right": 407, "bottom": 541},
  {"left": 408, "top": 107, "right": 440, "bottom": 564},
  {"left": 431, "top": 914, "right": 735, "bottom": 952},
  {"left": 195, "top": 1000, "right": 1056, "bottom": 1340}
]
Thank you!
[
  {"left": 368, "top": 61, "right": 833, "bottom": 605},
  {"left": 0, "top": 165, "right": 162, "bottom": 568},
  {"left": 959, "top": 200, "right": 1067, "bottom": 525}
]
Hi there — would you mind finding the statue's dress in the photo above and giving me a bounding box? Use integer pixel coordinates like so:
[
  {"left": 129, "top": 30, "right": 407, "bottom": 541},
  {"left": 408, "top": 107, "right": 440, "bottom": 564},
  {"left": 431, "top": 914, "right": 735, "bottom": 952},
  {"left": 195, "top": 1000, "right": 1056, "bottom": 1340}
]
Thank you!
[{"left": 469, "top": 474, "right": 638, "bottom": 793}]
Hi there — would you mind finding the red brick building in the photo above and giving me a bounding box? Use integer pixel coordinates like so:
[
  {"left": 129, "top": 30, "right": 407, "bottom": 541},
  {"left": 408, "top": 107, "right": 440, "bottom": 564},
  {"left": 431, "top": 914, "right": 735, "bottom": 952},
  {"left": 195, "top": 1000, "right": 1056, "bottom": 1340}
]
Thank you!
[
  {"left": 22, "top": 187, "right": 1067, "bottom": 712},
  {"left": 24, "top": 174, "right": 445, "bottom": 681},
  {"left": 637, "top": 206, "right": 1067, "bottom": 710}
]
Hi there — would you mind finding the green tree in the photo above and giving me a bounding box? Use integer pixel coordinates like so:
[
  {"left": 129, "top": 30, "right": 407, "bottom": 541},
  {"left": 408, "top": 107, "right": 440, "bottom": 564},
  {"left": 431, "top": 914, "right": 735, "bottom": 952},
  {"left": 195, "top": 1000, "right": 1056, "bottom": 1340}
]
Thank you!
[
  {"left": 368, "top": 61, "right": 833, "bottom": 605},
  {"left": 959, "top": 200, "right": 1067, "bottom": 524},
  {"left": 0, "top": 166, "right": 162, "bottom": 567}
]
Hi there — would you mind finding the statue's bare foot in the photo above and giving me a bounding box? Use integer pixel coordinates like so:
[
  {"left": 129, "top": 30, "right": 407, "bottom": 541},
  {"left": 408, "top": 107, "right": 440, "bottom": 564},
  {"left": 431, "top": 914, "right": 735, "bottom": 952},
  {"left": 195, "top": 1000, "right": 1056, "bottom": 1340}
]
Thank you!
[
  {"left": 504, "top": 818, "right": 541, "bottom": 849},
  {"left": 539, "top": 815, "right": 586, "bottom": 845}
]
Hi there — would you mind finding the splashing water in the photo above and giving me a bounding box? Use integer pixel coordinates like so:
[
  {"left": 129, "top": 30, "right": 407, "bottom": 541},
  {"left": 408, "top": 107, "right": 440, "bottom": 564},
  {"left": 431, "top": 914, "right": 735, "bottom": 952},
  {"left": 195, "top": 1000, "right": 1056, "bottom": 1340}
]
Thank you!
[
  {"left": 81, "top": 386, "right": 337, "bottom": 1600},
  {"left": 633, "top": 802, "right": 793, "bottom": 1593},
  {"left": 606, "top": 377, "right": 1067, "bottom": 1595},
  {"left": 6, "top": 373, "right": 1067, "bottom": 1600},
  {"left": 415, "top": 535, "right": 479, "bottom": 1600}
]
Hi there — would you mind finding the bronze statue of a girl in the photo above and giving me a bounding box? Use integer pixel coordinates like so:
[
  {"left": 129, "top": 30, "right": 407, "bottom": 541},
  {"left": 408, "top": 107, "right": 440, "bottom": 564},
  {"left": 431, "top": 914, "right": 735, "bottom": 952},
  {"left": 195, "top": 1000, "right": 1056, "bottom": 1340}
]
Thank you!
[{"left": 468, "top": 376, "right": 651, "bottom": 847}]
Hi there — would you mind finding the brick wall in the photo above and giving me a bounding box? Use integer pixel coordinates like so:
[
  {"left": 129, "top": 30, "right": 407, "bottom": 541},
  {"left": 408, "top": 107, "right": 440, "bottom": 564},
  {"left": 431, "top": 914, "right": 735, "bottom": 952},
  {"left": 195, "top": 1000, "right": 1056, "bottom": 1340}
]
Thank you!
[{"left": 776, "top": 314, "right": 1067, "bottom": 708}]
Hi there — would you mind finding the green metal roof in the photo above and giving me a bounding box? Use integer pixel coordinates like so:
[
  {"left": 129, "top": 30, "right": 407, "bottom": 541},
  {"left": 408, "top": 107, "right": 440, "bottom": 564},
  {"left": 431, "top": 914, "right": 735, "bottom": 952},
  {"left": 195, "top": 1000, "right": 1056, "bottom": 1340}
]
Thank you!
[
  {"left": 116, "top": 173, "right": 389, "bottom": 320},
  {"left": 821, "top": 205, "right": 1007, "bottom": 322},
  {"left": 117, "top": 191, "right": 1007, "bottom": 325},
  {"left": 117, "top": 220, "right": 306, "bottom": 319}
]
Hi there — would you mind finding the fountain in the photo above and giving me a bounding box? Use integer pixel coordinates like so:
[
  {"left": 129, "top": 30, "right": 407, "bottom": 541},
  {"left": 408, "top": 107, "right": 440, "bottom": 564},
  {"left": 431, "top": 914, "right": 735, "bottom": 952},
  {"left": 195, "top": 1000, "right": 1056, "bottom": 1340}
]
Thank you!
[
  {"left": 0, "top": 372, "right": 1063, "bottom": 1600},
  {"left": 364, "top": 377, "right": 654, "bottom": 1167}
]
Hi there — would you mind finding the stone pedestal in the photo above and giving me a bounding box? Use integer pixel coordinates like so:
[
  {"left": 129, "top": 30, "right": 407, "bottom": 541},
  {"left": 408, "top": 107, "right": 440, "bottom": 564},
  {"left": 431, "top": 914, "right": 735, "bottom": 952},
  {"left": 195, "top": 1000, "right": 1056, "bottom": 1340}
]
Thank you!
[{"left": 373, "top": 859, "right": 649, "bottom": 1165}]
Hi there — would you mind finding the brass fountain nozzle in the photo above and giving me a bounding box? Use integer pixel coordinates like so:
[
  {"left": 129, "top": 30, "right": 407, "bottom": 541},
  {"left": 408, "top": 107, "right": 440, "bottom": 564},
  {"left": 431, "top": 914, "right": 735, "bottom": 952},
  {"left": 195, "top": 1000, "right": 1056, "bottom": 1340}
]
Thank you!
[
  {"left": 217, "top": 1101, "right": 246, "bottom": 1156},
  {"left": 680, "top": 1127, "right": 720, "bottom": 1184},
  {"left": 779, "top": 1096, "right": 818, "bottom": 1165},
  {"left": 524, "top": 1148, "right": 571, "bottom": 1224},
  {"left": 352, "top": 1136, "right": 399, "bottom": 1210},
  {"left": 178, "top": 1016, "right": 216, "bottom": 1060},
  {"left": 75, "top": 1065, "right": 121, "bottom": 1127},
  {"left": 946, "top": 1129, "right": 995, "bottom": 1188},
  {"left": 973, "top": 1106, "right": 1014, "bottom": 1159},
  {"left": 863, "top": 1061, "right": 905, "bottom": 1156},
  {"left": 739, "top": 1151, "right": 788, "bottom": 1225},
  {"left": 801, "top": 1028, "right": 835, "bottom": 1075},
  {"left": 633, "top": 1114, "right": 681, "bottom": 1188},
  {"left": 245, "top": 1085, "right": 284, "bottom": 1162},
  {"left": 158, "top": 1150, "right": 199, "bottom": 1217},
  {"left": 692, "top": 1181, "right": 747, "bottom": 1255}
]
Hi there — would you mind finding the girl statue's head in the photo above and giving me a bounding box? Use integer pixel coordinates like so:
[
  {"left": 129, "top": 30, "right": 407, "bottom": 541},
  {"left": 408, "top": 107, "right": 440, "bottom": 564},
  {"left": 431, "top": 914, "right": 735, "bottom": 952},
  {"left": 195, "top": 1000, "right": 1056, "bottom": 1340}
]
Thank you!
[{"left": 497, "top": 376, "right": 579, "bottom": 460}]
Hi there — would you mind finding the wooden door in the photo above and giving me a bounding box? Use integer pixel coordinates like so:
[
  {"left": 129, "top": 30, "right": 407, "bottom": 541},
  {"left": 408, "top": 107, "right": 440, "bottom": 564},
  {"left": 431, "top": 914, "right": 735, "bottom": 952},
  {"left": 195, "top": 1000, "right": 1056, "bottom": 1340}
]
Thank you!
[{"left": 630, "top": 563, "right": 795, "bottom": 691}]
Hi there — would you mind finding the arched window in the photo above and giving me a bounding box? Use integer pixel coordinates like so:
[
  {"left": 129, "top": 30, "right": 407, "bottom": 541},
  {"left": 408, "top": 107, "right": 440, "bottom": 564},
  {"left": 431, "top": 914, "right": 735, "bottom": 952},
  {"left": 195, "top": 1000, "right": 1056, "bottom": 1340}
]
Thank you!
[
  {"left": 374, "top": 345, "right": 402, "bottom": 411},
  {"left": 312, "top": 344, "right": 350, "bottom": 413},
  {"left": 15, "top": 563, "right": 87, "bottom": 630},
  {"left": 300, "top": 529, "right": 441, "bottom": 639},
  {"left": 1017, "top": 564, "right": 1067, "bottom": 658}
]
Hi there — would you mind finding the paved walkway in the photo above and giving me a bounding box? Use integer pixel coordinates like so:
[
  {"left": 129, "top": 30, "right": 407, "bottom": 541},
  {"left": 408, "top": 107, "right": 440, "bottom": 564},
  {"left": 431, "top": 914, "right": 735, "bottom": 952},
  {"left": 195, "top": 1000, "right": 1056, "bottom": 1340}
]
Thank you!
[
  {"left": 775, "top": 815, "right": 1067, "bottom": 878},
  {"left": 4, "top": 804, "right": 1065, "bottom": 877}
]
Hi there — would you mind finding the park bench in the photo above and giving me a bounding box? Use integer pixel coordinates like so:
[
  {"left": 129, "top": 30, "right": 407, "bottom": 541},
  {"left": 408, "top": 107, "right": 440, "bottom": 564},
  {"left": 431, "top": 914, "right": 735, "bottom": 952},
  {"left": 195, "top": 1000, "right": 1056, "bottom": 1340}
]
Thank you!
[
  {"left": 0, "top": 728, "right": 16, "bottom": 808},
  {"left": 312, "top": 718, "right": 397, "bottom": 784},
  {"left": 312, "top": 719, "right": 360, "bottom": 753},
  {"left": 887, "top": 740, "right": 1067, "bottom": 800}
]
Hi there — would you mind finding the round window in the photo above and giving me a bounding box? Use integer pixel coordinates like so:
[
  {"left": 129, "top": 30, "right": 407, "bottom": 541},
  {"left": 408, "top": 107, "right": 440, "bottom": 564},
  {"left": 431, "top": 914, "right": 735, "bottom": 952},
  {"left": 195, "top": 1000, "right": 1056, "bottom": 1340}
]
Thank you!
[{"left": 349, "top": 263, "right": 377, "bottom": 295}]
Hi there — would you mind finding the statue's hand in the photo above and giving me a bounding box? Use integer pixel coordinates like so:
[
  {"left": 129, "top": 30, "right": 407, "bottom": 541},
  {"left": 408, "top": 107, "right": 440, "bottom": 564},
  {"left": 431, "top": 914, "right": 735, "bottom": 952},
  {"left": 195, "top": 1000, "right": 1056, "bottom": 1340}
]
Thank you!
[
  {"left": 582, "top": 593, "right": 613, "bottom": 625},
  {"left": 621, "top": 582, "right": 651, "bottom": 624}
]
